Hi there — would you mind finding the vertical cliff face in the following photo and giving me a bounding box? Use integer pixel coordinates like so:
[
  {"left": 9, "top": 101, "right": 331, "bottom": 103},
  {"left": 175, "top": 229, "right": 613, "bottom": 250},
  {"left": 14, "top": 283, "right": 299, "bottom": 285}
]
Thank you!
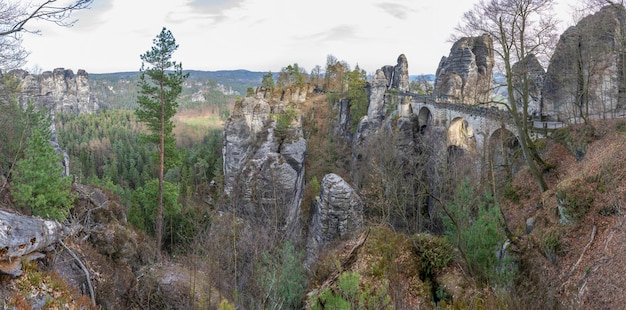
[
  {"left": 352, "top": 55, "right": 411, "bottom": 185},
  {"left": 512, "top": 54, "right": 545, "bottom": 117},
  {"left": 543, "top": 5, "right": 626, "bottom": 120},
  {"left": 433, "top": 34, "right": 494, "bottom": 104},
  {"left": 222, "top": 88, "right": 307, "bottom": 237},
  {"left": 10, "top": 68, "right": 99, "bottom": 115}
]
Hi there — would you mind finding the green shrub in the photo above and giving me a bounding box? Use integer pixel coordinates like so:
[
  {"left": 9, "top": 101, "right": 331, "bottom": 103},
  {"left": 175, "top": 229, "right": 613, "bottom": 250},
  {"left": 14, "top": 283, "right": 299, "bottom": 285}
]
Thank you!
[
  {"left": 129, "top": 179, "right": 181, "bottom": 235},
  {"left": 310, "top": 176, "right": 321, "bottom": 196},
  {"left": 443, "top": 179, "right": 515, "bottom": 286},
  {"left": 274, "top": 106, "right": 297, "bottom": 140},
  {"left": 539, "top": 229, "right": 562, "bottom": 265},
  {"left": 556, "top": 179, "right": 593, "bottom": 225},
  {"left": 311, "top": 271, "right": 391, "bottom": 310},
  {"left": 260, "top": 241, "right": 306, "bottom": 309},
  {"left": 411, "top": 234, "right": 454, "bottom": 279},
  {"left": 503, "top": 182, "right": 520, "bottom": 203}
]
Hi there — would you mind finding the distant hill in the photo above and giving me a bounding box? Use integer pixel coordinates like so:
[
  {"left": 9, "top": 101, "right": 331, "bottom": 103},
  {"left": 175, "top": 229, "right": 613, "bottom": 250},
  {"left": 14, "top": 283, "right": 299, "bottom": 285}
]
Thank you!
[
  {"left": 409, "top": 74, "right": 435, "bottom": 82},
  {"left": 90, "top": 69, "right": 268, "bottom": 95}
]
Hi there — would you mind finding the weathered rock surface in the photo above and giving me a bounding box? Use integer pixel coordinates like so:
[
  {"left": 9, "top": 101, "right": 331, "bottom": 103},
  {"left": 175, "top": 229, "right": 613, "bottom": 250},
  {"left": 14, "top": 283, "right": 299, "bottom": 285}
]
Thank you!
[
  {"left": 222, "top": 89, "right": 306, "bottom": 236},
  {"left": 433, "top": 34, "right": 494, "bottom": 104},
  {"left": 9, "top": 68, "right": 99, "bottom": 115},
  {"left": 255, "top": 84, "right": 312, "bottom": 103},
  {"left": 332, "top": 98, "right": 352, "bottom": 139},
  {"left": 447, "top": 118, "right": 477, "bottom": 153},
  {"left": 352, "top": 55, "right": 411, "bottom": 184},
  {"left": 543, "top": 5, "right": 626, "bottom": 120},
  {"left": 381, "top": 54, "right": 410, "bottom": 92},
  {"left": 371, "top": 54, "right": 410, "bottom": 119},
  {"left": 367, "top": 69, "right": 391, "bottom": 121},
  {"left": 306, "top": 173, "right": 363, "bottom": 265},
  {"left": 512, "top": 54, "right": 545, "bottom": 118}
]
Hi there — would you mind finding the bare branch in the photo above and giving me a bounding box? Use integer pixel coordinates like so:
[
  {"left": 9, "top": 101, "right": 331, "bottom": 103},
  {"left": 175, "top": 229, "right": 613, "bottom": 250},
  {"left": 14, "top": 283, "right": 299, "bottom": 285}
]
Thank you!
[
  {"left": 0, "top": 0, "right": 93, "bottom": 36},
  {"left": 0, "top": 0, "right": 92, "bottom": 70}
]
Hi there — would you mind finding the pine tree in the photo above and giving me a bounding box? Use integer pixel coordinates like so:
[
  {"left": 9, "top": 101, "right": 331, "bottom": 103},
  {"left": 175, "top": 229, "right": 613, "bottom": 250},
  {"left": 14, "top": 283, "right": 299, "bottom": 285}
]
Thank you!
[
  {"left": 12, "top": 128, "right": 74, "bottom": 221},
  {"left": 136, "top": 27, "right": 188, "bottom": 259}
]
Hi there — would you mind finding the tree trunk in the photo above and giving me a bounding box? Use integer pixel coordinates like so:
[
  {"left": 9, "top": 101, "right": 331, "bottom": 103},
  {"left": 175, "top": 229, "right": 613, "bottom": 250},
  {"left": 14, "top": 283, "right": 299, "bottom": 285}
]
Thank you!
[{"left": 0, "top": 210, "right": 74, "bottom": 276}]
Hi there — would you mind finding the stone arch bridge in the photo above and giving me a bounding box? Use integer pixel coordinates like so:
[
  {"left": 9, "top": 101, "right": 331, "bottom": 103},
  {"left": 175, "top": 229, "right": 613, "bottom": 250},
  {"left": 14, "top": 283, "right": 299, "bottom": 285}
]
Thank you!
[{"left": 400, "top": 93, "right": 562, "bottom": 164}]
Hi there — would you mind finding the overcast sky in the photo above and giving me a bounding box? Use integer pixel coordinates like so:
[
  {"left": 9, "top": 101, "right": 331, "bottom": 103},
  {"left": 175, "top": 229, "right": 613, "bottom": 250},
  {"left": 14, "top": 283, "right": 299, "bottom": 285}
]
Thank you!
[{"left": 21, "top": 0, "right": 582, "bottom": 75}]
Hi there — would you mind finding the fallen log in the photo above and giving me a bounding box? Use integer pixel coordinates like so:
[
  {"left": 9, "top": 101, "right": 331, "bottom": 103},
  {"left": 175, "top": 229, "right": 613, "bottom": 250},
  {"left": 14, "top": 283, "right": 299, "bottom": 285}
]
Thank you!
[{"left": 0, "top": 210, "right": 75, "bottom": 276}]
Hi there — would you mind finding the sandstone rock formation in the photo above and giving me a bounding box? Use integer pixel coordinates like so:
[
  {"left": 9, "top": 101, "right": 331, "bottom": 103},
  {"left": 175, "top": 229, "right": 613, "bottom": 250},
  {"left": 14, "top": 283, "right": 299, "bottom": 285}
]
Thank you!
[
  {"left": 352, "top": 55, "right": 411, "bottom": 185},
  {"left": 374, "top": 54, "right": 411, "bottom": 118},
  {"left": 512, "top": 54, "right": 545, "bottom": 118},
  {"left": 306, "top": 173, "right": 363, "bottom": 265},
  {"left": 330, "top": 98, "right": 356, "bottom": 141},
  {"left": 6, "top": 68, "right": 97, "bottom": 176},
  {"left": 255, "top": 84, "right": 312, "bottom": 103},
  {"left": 222, "top": 89, "right": 306, "bottom": 236},
  {"left": 447, "top": 118, "right": 477, "bottom": 153},
  {"left": 433, "top": 34, "right": 494, "bottom": 104},
  {"left": 367, "top": 69, "right": 392, "bottom": 122},
  {"left": 9, "top": 68, "right": 99, "bottom": 115},
  {"left": 543, "top": 5, "right": 626, "bottom": 121},
  {"left": 381, "top": 54, "right": 410, "bottom": 92}
]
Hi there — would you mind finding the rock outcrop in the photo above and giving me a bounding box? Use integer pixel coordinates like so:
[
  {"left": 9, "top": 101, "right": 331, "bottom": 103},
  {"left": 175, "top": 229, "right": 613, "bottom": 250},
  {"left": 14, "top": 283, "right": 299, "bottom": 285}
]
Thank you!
[
  {"left": 9, "top": 68, "right": 99, "bottom": 115},
  {"left": 512, "top": 54, "right": 545, "bottom": 118},
  {"left": 306, "top": 173, "right": 363, "bottom": 265},
  {"left": 433, "top": 34, "right": 494, "bottom": 104},
  {"left": 222, "top": 89, "right": 306, "bottom": 237},
  {"left": 255, "top": 84, "right": 312, "bottom": 103},
  {"left": 352, "top": 55, "right": 411, "bottom": 185},
  {"left": 370, "top": 54, "right": 410, "bottom": 119},
  {"left": 543, "top": 5, "right": 626, "bottom": 120},
  {"left": 6, "top": 68, "right": 97, "bottom": 176}
]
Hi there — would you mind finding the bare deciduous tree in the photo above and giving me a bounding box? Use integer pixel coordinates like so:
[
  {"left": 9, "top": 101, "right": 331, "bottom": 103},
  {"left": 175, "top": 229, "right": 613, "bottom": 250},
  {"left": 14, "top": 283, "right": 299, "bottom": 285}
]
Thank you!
[
  {"left": 0, "top": 0, "right": 92, "bottom": 70},
  {"left": 455, "top": 0, "right": 560, "bottom": 192}
]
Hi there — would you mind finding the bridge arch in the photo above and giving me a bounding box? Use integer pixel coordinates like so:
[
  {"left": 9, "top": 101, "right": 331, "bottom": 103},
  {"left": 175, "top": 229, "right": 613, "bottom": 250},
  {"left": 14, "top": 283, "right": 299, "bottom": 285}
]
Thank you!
[
  {"left": 447, "top": 117, "right": 477, "bottom": 154},
  {"left": 488, "top": 127, "right": 523, "bottom": 180},
  {"left": 417, "top": 106, "right": 433, "bottom": 133}
]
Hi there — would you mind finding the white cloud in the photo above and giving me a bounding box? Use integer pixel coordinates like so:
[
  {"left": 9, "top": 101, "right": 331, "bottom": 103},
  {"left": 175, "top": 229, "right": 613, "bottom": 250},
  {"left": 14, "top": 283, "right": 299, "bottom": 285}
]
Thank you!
[{"left": 20, "top": 0, "right": 583, "bottom": 75}]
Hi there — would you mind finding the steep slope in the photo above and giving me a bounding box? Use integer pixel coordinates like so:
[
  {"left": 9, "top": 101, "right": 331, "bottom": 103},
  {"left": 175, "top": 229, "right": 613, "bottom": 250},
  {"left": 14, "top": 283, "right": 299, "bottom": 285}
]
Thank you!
[{"left": 501, "top": 119, "right": 626, "bottom": 309}]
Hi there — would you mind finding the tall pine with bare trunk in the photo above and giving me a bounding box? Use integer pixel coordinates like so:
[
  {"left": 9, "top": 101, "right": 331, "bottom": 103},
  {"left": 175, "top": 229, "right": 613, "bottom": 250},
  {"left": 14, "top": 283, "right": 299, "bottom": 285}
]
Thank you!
[{"left": 136, "top": 27, "right": 187, "bottom": 259}]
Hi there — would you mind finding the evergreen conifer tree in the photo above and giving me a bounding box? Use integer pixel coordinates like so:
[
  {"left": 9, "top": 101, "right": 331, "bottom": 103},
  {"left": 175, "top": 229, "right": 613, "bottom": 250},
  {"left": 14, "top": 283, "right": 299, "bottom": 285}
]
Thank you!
[
  {"left": 136, "top": 27, "right": 188, "bottom": 258},
  {"left": 12, "top": 128, "right": 74, "bottom": 221}
]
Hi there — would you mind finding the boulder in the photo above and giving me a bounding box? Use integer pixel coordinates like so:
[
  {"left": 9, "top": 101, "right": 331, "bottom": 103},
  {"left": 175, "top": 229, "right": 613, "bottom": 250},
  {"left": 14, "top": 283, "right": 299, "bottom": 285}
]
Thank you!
[{"left": 306, "top": 173, "right": 363, "bottom": 266}]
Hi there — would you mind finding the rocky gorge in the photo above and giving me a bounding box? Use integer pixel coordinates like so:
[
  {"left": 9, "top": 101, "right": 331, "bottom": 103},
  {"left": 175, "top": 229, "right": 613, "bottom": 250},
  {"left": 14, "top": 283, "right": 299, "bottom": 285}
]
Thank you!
[{"left": 3, "top": 4, "right": 626, "bottom": 309}]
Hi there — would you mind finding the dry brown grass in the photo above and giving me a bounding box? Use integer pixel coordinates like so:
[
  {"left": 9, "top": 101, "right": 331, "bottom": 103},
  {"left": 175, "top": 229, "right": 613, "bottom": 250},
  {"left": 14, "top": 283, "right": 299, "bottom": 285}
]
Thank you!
[{"left": 501, "top": 119, "right": 626, "bottom": 309}]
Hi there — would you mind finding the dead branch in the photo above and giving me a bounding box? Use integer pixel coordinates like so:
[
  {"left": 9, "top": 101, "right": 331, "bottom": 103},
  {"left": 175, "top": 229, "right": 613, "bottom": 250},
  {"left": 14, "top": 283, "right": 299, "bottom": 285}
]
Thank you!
[
  {"left": 560, "top": 224, "right": 597, "bottom": 288},
  {"left": 60, "top": 240, "right": 96, "bottom": 307}
]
